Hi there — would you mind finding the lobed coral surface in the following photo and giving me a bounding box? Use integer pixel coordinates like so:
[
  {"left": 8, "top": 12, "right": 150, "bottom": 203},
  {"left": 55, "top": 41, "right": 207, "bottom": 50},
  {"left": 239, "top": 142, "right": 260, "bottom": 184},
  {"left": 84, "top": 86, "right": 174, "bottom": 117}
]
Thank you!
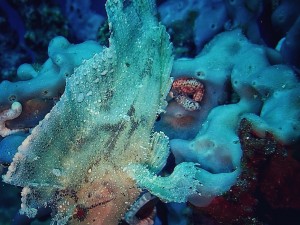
[{"left": 1, "top": 0, "right": 300, "bottom": 225}]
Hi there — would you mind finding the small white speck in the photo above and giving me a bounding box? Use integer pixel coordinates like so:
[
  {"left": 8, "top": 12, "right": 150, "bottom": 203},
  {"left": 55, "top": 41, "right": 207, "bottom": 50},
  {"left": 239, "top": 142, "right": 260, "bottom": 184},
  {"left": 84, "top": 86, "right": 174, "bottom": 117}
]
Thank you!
[
  {"left": 77, "top": 93, "right": 85, "bottom": 103},
  {"left": 52, "top": 169, "right": 62, "bottom": 177},
  {"left": 101, "top": 70, "right": 108, "bottom": 76}
]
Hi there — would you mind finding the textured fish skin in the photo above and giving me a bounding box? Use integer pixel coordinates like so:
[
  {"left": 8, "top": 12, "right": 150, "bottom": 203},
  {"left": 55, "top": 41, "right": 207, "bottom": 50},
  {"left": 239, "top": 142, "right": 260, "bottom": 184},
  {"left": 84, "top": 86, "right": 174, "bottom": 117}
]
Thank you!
[{"left": 3, "top": 0, "right": 173, "bottom": 224}]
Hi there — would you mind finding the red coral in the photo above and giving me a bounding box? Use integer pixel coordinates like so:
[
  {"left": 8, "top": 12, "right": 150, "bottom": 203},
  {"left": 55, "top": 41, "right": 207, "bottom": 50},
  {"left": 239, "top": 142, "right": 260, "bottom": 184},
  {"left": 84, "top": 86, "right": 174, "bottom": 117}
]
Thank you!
[
  {"left": 170, "top": 77, "right": 204, "bottom": 111},
  {"left": 191, "top": 119, "right": 300, "bottom": 225},
  {"left": 260, "top": 154, "right": 300, "bottom": 209}
]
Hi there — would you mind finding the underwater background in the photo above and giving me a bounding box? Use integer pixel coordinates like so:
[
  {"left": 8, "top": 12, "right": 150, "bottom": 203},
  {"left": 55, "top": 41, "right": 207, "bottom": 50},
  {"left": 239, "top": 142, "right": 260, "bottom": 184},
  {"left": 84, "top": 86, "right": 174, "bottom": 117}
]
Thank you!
[{"left": 0, "top": 0, "right": 300, "bottom": 224}]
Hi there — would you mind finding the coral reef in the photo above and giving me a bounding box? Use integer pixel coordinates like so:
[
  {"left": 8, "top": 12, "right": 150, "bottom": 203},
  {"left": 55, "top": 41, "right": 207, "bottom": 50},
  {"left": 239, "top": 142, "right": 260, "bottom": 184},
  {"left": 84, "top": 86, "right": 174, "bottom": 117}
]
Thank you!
[
  {"left": 0, "top": 2, "right": 31, "bottom": 81},
  {"left": 1, "top": 0, "right": 300, "bottom": 225},
  {"left": 158, "top": 0, "right": 300, "bottom": 73},
  {"left": 3, "top": 0, "right": 69, "bottom": 63},
  {"left": 0, "top": 37, "right": 102, "bottom": 110},
  {"left": 155, "top": 22, "right": 300, "bottom": 223},
  {"left": 192, "top": 119, "right": 300, "bottom": 225},
  {"left": 65, "top": 0, "right": 105, "bottom": 41},
  {"left": 0, "top": 0, "right": 105, "bottom": 81},
  {"left": 158, "top": 0, "right": 263, "bottom": 56},
  {"left": 272, "top": 0, "right": 300, "bottom": 73}
]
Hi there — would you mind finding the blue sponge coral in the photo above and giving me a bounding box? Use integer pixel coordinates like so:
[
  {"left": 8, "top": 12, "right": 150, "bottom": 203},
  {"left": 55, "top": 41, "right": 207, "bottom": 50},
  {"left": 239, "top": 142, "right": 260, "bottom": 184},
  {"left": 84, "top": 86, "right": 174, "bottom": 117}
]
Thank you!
[{"left": 0, "top": 36, "right": 102, "bottom": 110}]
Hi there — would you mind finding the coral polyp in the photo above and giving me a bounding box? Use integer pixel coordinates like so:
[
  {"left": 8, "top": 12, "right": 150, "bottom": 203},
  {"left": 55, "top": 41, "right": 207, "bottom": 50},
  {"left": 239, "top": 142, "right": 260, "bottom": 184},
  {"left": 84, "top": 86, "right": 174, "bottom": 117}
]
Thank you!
[{"left": 170, "top": 77, "right": 205, "bottom": 111}]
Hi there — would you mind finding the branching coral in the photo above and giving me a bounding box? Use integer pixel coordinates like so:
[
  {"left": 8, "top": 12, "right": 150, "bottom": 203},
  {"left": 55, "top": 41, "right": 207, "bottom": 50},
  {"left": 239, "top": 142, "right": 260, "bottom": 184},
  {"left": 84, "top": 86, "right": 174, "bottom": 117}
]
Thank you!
[{"left": 0, "top": 102, "right": 23, "bottom": 137}]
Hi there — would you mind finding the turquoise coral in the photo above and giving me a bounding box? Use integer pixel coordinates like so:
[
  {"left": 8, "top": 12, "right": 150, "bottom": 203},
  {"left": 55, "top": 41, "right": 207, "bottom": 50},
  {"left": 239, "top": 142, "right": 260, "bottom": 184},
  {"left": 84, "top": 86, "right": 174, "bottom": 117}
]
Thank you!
[
  {"left": 0, "top": 36, "right": 102, "bottom": 110},
  {"left": 161, "top": 29, "right": 300, "bottom": 207}
]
